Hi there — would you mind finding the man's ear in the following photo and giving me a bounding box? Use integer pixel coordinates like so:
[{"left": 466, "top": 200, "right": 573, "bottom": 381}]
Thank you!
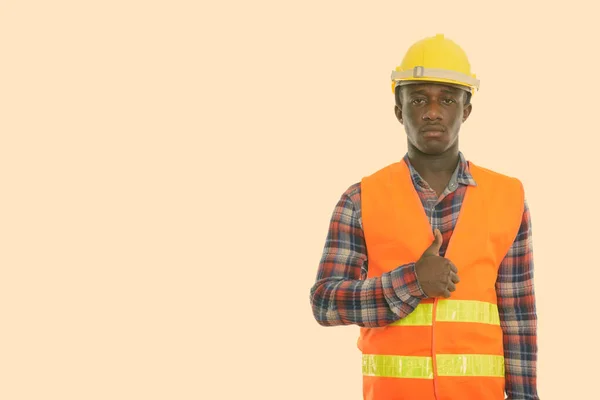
[
  {"left": 395, "top": 104, "right": 403, "bottom": 124},
  {"left": 462, "top": 103, "right": 472, "bottom": 123}
]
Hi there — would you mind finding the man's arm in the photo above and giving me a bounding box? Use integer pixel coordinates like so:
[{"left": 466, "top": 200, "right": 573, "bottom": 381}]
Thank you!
[
  {"left": 309, "top": 183, "right": 427, "bottom": 328},
  {"left": 496, "top": 199, "right": 539, "bottom": 400}
]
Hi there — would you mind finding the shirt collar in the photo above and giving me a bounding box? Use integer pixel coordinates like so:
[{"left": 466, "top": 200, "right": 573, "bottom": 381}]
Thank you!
[{"left": 402, "top": 151, "right": 477, "bottom": 188}]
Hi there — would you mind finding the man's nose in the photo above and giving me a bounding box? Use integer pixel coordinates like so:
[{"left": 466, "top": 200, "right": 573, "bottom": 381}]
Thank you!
[{"left": 422, "top": 102, "right": 443, "bottom": 120}]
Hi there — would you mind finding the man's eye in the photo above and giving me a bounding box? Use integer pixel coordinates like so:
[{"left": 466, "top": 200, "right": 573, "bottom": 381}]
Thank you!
[
  {"left": 442, "top": 98, "right": 456, "bottom": 104},
  {"left": 411, "top": 99, "right": 425, "bottom": 105}
]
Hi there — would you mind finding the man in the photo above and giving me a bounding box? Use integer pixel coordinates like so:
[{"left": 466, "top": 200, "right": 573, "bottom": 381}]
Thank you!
[{"left": 309, "top": 34, "right": 539, "bottom": 400}]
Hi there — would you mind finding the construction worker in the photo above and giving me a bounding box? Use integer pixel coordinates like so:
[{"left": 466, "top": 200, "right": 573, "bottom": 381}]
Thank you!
[{"left": 309, "top": 34, "right": 539, "bottom": 400}]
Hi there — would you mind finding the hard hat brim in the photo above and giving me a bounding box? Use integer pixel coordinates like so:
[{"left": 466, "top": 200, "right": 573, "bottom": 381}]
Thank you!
[
  {"left": 391, "top": 67, "right": 479, "bottom": 95},
  {"left": 396, "top": 79, "right": 474, "bottom": 94}
]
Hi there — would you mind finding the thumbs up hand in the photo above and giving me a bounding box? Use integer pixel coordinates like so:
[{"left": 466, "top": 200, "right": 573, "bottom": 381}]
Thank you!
[{"left": 415, "top": 229, "right": 460, "bottom": 298}]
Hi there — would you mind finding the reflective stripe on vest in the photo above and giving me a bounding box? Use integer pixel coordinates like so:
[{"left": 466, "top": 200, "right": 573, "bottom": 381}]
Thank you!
[
  {"left": 362, "top": 354, "right": 505, "bottom": 379},
  {"left": 389, "top": 299, "right": 500, "bottom": 326}
]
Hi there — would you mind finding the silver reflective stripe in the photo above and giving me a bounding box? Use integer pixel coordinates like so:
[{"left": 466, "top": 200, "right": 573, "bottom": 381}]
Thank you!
[
  {"left": 362, "top": 354, "right": 505, "bottom": 378},
  {"left": 389, "top": 299, "right": 500, "bottom": 326}
]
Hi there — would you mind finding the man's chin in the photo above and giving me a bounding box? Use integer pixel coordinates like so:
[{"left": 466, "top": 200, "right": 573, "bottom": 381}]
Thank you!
[{"left": 416, "top": 141, "right": 450, "bottom": 156}]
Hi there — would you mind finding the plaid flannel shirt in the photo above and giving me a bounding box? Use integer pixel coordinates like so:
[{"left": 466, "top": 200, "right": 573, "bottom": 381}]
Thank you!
[{"left": 310, "top": 152, "right": 539, "bottom": 400}]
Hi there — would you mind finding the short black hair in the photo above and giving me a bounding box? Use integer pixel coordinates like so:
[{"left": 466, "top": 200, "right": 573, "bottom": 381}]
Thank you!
[{"left": 395, "top": 84, "right": 472, "bottom": 108}]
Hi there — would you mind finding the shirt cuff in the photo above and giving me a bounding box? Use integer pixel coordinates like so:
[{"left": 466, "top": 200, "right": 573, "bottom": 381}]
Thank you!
[{"left": 389, "top": 262, "right": 428, "bottom": 300}]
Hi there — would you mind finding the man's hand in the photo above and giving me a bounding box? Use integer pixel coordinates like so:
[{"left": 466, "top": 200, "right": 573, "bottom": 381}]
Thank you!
[{"left": 415, "top": 229, "right": 460, "bottom": 298}]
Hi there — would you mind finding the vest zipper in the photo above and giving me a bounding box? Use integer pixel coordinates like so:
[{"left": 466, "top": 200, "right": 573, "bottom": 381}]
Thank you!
[
  {"left": 432, "top": 297, "right": 440, "bottom": 400},
  {"left": 430, "top": 208, "right": 440, "bottom": 400}
]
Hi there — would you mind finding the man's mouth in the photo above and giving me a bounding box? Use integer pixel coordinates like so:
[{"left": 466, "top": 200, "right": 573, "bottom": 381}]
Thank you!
[
  {"left": 420, "top": 125, "right": 445, "bottom": 138},
  {"left": 421, "top": 125, "right": 445, "bottom": 133}
]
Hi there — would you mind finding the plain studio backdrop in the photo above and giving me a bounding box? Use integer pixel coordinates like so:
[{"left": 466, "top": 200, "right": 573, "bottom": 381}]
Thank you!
[{"left": 1, "top": 1, "right": 598, "bottom": 399}]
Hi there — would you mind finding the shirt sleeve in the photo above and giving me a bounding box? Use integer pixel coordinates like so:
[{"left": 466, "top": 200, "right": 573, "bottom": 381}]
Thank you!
[
  {"left": 496, "top": 198, "right": 539, "bottom": 399},
  {"left": 309, "top": 183, "right": 427, "bottom": 328}
]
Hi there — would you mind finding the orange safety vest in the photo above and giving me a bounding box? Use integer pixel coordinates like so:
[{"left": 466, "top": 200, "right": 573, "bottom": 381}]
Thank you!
[{"left": 358, "top": 159, "right": 524, "bottom": 400}]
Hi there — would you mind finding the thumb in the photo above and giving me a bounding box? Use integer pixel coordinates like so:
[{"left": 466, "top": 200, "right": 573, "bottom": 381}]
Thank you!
[{"left": 424, "top": 229, "right": 442, "bottom": 256}]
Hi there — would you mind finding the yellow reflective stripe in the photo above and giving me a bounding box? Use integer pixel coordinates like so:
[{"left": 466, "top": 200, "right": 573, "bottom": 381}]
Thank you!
[
  {"left": 436, "top": 300, "right": 500, "bottom": 325},
  {"left": 437, "top": 354, "right": 505, "bottom": 377},
  {"left": 362, "top": 354, "right": 504, "bottom": 378},
  {"left": 390, "top": 303, "right": 433, "bottom": 326},
  {"left": 362, "top": 354, "right": 433, "bottom": 379},
  {"left": 389, "top": 300, "right": 500, "bottom": 326}
]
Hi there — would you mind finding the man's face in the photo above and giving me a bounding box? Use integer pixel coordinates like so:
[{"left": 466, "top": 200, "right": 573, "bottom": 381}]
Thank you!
[{"left": 395, "top": 83, "right": 472, "bottom": 155}]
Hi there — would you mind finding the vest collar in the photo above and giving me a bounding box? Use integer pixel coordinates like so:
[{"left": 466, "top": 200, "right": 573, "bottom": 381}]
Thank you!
[{"left": 402, "top": 151, "right": 477, "bottom": 189}]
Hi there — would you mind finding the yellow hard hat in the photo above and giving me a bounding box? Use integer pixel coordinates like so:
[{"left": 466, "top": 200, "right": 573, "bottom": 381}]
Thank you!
[{"left": 391, "top": 34, "right": 479, "bottom": 95}]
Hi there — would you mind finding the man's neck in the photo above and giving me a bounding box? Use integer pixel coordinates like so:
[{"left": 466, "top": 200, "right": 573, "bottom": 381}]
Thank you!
[{"left": 406, "top": 147, "right": 460, "bottom": 177}]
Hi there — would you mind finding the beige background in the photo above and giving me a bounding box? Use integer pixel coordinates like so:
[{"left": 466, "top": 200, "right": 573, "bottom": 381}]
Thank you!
[{"left": 1, "top": 1, "right": 598, "bottom": 399}]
